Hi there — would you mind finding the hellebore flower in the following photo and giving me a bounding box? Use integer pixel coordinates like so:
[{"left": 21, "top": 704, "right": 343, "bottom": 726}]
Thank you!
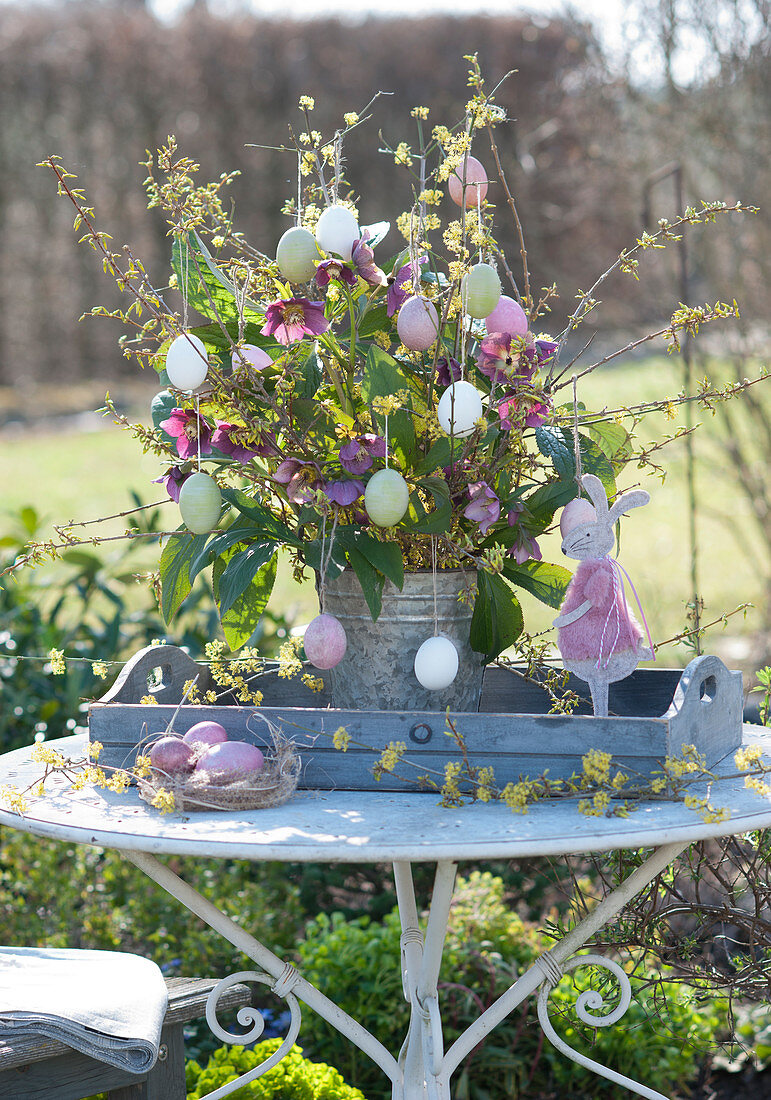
[
  {"left": 315, "top": 259, "right": 357, "bottom": 289},
  {"left": 507, "top": 506, "right": 542, "bottom": 563},
  {"left": 477, "top": 333, "right": 534, "bottom": 388},
  {"left": 261, "top": 297, "right": 329, "bottom": 345},
  {"left": 497, "top": 393, "right": 551, "bottom": 430},
  {"left": 436, "top": 356, "right": 462, "bottom": 388},
  {"left": 273, "top": 457, "right": 321, "bottom": 504},
  {"left": 523, "top": 337, "right": 558, "bottom": 371},
  {"left": 323, "top": 479, "right": 366, "bottom": 506},
  {"left": 153, "top": 466, "right": 190, "bottom": 503},
  {"left": 464, "top": 481, "right": 500, "bottom": 535},
  {"left": 339, "top": 433, "right": 387, "bottom": 475},
  {"left": 351, "top": 232, "right": 387, "bottom": 288},
  {"left": 160, "top": 408, "right": 213, "bottom": 461},
  {"left": 386, "top": 255, "right": 426, "bottom": 317},
  {"left": 211, "top": 421, "right": 272, "bottom": 464}
]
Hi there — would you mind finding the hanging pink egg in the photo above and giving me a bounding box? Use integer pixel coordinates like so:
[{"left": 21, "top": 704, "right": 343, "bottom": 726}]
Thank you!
[
  {"left": 485, "top": 295, "right": 529, "bottom": 338},
  {"left": 304, "top": 613, "right": 347, "bottom": 669},
  {"left": 233, "top": 344, "right": 273, "bottom": 371},
  {"left": 397, "top": 295, "right": 440, "bottom": 351},
  {"left": 559, "top": 497, "right": 597, "bottom": 538},
  {"left": 448, "top": 156, "right": 488, "bottom": 208}
]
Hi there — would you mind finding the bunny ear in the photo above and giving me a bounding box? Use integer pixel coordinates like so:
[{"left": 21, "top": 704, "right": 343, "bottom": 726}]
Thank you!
[
  {"left": 580, "top": 474, "right": 609, "bottom": 515},
  {"left": 607, "top": 489, "right": 650, "bottom": 524}
]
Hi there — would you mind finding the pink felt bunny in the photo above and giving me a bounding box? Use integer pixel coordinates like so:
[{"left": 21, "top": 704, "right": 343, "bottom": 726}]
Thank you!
[{"left": 552, "top": 473, "right": 653, "bottom": 717}]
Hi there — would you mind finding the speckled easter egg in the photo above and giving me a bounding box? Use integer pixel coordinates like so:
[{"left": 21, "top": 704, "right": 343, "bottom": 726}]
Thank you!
[
  {"left": 194, "top": 740, "right": 265, "bottom": 783},
  {"left": 165, "top": 333, "right": 209, "bottom": 391},
  {"left": 315, "top": 205, "right": 359, "bottom": 261},
  {"left": 414, "top": 635, "right": 459, "bottom": 691},
  {"left": 365, "top": 468, "right": 410, "bottom": 527},
  {"left": 437, "top": 381, "right": 484, "bottom": 438},
  {"left": 148, "top": 735, "right": 196, "bottom": 774},
  {"left": 304, "top": 613, "right": 347, "bottom": 670},
  {"left": 178, "top": 472, "right": 222, "bottom": 534},
  {"left": 276, "top": 226, "right": 319, "bottom": 283},
  {"left": 485, "top": 295, "right": 529, "bottom": 338},
  {"left": 461, "top": 263, "right": 501, "bottom": 319},
  {"left": 448, "top": 156, "right": 488, "bottom": 208},
  {"left": 396, "top": 295, "right": 440, "bottom": 351},
  {"left": 182, "top": 721, "right": 229, "bottom": 747}
]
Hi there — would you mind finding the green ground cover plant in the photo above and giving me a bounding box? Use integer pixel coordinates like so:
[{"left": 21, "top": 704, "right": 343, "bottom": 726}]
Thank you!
[{"left": 186, "top": 1040, "right": 367, "bottom": 1099}]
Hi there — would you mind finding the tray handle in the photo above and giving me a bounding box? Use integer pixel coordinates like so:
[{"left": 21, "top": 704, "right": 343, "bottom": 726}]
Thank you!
[
  {"left": 665, "top": 654, "right": 744, "bottom": 755},
  {"left": 95, "top": 644, "right": 211, "bottom": 705}
]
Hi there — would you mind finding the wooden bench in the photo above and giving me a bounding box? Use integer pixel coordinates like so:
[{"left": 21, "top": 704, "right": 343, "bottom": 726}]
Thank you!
[{"left": 0, "top": 975, "right": 251, "bottom": 1100}]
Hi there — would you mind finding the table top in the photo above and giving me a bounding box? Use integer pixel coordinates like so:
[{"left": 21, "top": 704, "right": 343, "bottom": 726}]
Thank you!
[{"left": 1, "top": 731, "right": 771, "bottom": 863}]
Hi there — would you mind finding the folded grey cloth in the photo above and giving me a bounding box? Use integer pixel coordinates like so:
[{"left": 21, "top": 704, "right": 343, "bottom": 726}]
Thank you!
[{"left": 0, "top": 946, "right": 168, "bottom": 1074}]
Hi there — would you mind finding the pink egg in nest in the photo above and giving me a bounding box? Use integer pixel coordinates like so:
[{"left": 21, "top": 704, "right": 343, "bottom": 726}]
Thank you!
[
  {"left": 448, "top": 155, "right": 488, "bottom": 208},
  {"left": 485, "top": 295, "right": 528, "bottom": 338},
  {"left": 304, "top": 613, "right": 347, "bottom": 669},
  {"left": 182, "top": 721, "right": 229, "bottom": 747},
  {"left": 148, "top": 735, "right": 196, "bottom": 774},
  {"left": 396, "top": 295, "right": 440, "bottom": 352},
  {"left": 194, "top": 741, "right": 265, "bottom": 783}
]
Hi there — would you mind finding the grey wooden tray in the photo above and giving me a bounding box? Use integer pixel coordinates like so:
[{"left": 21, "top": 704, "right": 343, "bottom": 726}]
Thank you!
[{"left": 88, "top": 646, "right": 744, "bottom": 792}]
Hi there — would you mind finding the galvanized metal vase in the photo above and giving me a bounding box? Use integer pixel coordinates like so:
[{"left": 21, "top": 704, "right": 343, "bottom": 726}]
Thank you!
[{"left": 321, "top": 569, "right": 484, "bottom": 712}]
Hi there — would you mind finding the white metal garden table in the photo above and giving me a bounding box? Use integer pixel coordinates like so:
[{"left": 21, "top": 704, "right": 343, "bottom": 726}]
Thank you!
[{"left": 1, "top": 728, "right": 771, "bottom": 1100}]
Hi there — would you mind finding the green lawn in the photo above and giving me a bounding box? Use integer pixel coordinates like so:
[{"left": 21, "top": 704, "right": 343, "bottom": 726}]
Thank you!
[{"left": 1, "top": 356, "right": 766, "bottom": 667}]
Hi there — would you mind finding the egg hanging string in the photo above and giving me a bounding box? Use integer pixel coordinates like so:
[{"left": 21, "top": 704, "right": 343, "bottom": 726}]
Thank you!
[
  {"left": 195, "top": 393, "right": 201, "bottom": 474},
  {"left": 317, "top": 508, "right": 339, "bottom": 615},
  {"left": 431, "top": 535, "right": 439, "bottom": 637},
  {"left": 296, "top": 150, "right": 303, "bottom": 227},
  {"left": 384, "top": 412, "right": 389, "bottom": 469},
  {"left": 572, "top": 374, "right": 583, "bottom": 492}
]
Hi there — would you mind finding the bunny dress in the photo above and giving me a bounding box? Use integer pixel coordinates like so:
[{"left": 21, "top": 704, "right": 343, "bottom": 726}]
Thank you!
[{"left": 557, "top": 556, "right": 648, "bottom": 684}]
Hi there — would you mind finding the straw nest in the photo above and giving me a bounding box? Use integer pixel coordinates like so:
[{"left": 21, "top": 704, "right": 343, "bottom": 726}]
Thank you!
[{"left": 138, "top": 734, "right": 300, "bottom": 813}]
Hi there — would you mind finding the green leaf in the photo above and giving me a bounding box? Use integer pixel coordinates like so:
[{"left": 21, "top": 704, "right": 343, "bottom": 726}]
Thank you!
[
  {"left": 535, "top": 425, "right": 574, "bottom": 482},
  {"left": 525, "top": 481, "right": 575, "bottom": 527},
  {"left": 502, "top": 560, "right": 572, "bottom": 609},
  {"left": 151, "top": 389, "right": 178, "bottom": 443},
  {"left": 296, "top": 344, "right": 322, "bottom": 399},
  {"left": 220, "top": 487, "right": 298, "bottom": 545},
  {"left": 346, "top": 546, "right": 385, "bottom": 621},
  {"left": 361, "top": 346, "right": 418, "bottom": 465},
  {"left": 213, "top": 550, "right": 277, "bottom": 650},
  {"left": 215, "top": 541, "right": 277, "bottom": 617},
  {"left": 159, "top": 532, "right": 209, "bottom": 622},
  {"left": 413, "top": 436, "right": 464, "bottom": 477},
  {"left": 338, "top": 528, "right": 404, "bottom": 588},
  {"left": 587, "top": 419, "right": 633, "bottom": 476},
  {"left": 360, "top": 221, "right": 390, "bottom": 247},
  {"left": 357, "top": 304, "right": 390, "bottom": 338},
  {"left": 579, "top": 434, "right": 616, "bottom": 495},
  {"left": 403, "top": 477, "right": 452, "bottom": 535},
  {"left": 172, "top": 231, "right": 264, "bottom": 328},
  {"left": 469, "top": 572, "right": 523, "bottom": 661}
]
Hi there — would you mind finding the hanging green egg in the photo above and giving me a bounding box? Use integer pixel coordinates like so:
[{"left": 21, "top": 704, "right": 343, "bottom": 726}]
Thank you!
[
  {"left": 179, "top": 472, "right": 222, "bottom": 534},
  {"left": 276, "top": 226, "right": 320, "bottom": 283},
  {"left": 461, "top": 263, "right": 501, "bottom": 319},
  {"left": 364, "top": 468, "right": 410, "bottom": 527}
]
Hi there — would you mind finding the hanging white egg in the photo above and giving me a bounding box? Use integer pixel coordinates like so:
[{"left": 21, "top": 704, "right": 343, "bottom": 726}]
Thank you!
[
  {"left": 414, "top": 635, "right": 459, "bottom": 691},
  {"left": 165, "top": 333, "right": 209, "bottom": 391},
  {"left": 303, "top": 613, "right": 347, "bottom": 669},
  {"left": 485, "top": 294, "right": 528, "bottom": 337},
  {"left": 315, "top": 205, "right": 360, "bottom": 261},
  {"left": 396, "top": 295, "right": 440, "bottom": 351},
  {"left": 178, "top": 472, "right": 221, "bottom": 533},
  {"left": 437, "top": 381, "right": 484, "bottom": 438},
  {"left": 461, "top": 263, "right": 501, "bottom": 319},
  {"left": 364, "top": 468, "right": 410, "bottom": 527},
  {"left": 448, "top": 155, "right": 489, "bottom": 208},
  {"left": 276, "top": 226, "right": 320, "bottom": 283}
]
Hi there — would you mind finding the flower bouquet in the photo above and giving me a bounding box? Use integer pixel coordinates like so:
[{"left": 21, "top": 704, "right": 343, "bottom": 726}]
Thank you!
[{"left": 38, "top": 60, "right": 746, "bottom": 712}]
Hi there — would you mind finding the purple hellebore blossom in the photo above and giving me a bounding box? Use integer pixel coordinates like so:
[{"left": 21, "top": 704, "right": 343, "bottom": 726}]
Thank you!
[
  {"left": 260, "top": 297, "right": 329, "bottom": 346},
  {"left": 273, "top": 457, "right": 321, "bottom": 504},
  {"left": 436, "top": 356, "right": 463, "bottom": 388},
  {"left": 153, "top": 465, "right": 190, "bottom": 503},
  {"left": 315, "top": 259, "right": 357, "bottom": 289},
  {"left": 526, "top": 337, "right": 558, "bottom": 370},
  {"left": 497, "top": 393, "right": 551, "bottom": 430},
  {"left": 507, "top": 506, "right": 542, "bottom": 563},
  {"left": 464, "top": 481, "right": 501, "bottom": 535},
  {"left": 339, "top": 433, "right": 387, "bottom": 475},
  {"left": 160, "top": 407, "right": 213, "bottom": 461},
  {"left": 323, "top": 479, "right": 366, "bottom": 506},
  {"left": 211, "top": 421, "right": 267, "bottom": 464},
  {"left": 477, "top": 333, "right": 534, "bottom": 388},
  {"left": 386, "top": 254, "right": 426, "bottom": 317},
  {"left": 351, "top": 232, "right": 387, "bottom": 288}
]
